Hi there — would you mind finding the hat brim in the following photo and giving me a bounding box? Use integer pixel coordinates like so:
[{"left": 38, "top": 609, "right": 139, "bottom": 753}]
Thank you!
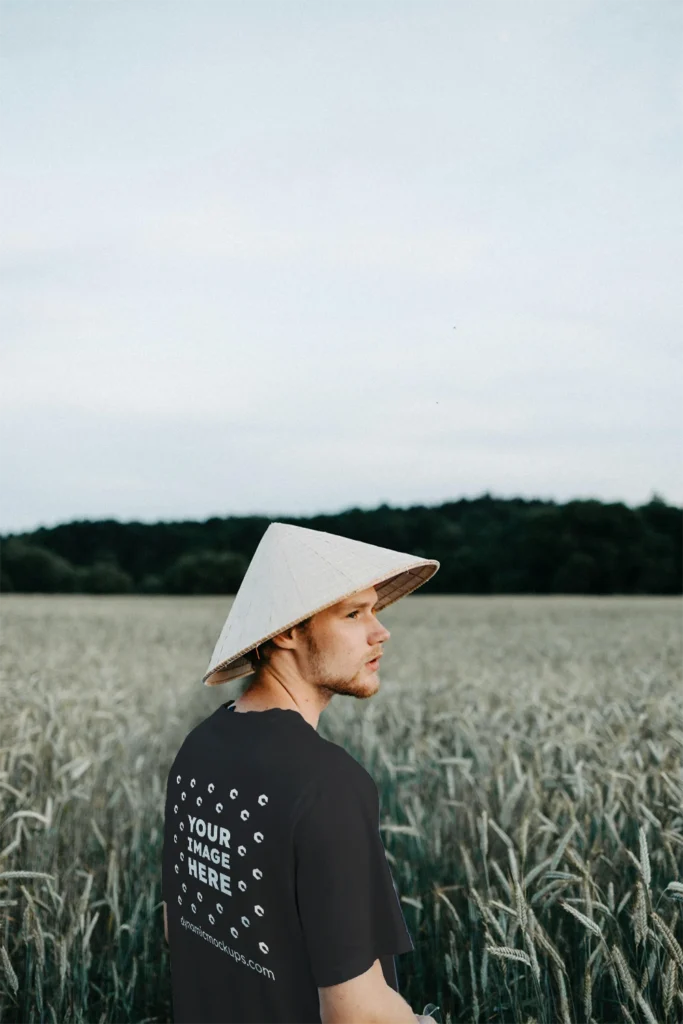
[{"left": 202, "top": 559, "right": 438, "bottom": 687}]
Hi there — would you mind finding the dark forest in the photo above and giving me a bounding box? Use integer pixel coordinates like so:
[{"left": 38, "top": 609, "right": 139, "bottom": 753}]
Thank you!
[{"left": 1, "top": 493, "right": 680, "bottom": 595}]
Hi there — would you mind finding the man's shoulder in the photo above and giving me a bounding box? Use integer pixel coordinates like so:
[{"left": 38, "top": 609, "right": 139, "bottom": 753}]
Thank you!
[{"left": 302, "top": 736, "right": 378, "bottom": 804}]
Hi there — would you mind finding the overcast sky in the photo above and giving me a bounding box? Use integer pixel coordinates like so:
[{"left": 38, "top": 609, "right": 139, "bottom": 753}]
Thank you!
[{"left": 2, "top": 0, "right": 681, "bottom": 535}]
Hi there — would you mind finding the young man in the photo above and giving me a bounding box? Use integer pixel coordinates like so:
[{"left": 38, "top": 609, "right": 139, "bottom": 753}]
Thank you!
[{"left": 161, "top": 521, "right": 440, "bottom": 1023}]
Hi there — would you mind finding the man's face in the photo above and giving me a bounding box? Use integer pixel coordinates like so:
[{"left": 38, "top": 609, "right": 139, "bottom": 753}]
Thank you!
[{"left": 294, "top": 585, "right": 391, "bottom": 700}]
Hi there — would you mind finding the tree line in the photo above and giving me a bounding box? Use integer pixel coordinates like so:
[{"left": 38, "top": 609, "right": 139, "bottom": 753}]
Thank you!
[{"left": 0, "top": 493, "right": 680, "bottom": 595}]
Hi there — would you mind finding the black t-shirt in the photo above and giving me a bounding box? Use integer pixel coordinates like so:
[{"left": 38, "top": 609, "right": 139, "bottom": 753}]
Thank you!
[{"left": 162, "top": 699, "right": 415, "bottom": 1023}]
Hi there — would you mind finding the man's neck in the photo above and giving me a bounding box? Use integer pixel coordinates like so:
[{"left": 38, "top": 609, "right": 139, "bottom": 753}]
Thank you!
[{"left": 233, "top": 674, "right": 321, "bottom": 730}]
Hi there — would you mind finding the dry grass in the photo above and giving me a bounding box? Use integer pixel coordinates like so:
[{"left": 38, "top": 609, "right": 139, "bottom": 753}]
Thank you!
[{"left": 0, "top": 594, "right": 681, "bottom": 1023}]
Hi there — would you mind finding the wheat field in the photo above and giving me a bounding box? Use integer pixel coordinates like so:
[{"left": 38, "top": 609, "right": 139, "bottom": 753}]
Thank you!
[{"left": 0, "top": 594, "right": 681, "bottom": 1023}]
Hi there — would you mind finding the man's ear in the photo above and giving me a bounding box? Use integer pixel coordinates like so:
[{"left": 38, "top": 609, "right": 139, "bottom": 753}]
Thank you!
[{"left": 269, "top": 627, "right": 296, "bottom": 651}]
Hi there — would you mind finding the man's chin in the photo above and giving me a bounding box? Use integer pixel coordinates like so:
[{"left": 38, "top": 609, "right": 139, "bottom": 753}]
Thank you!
[
  {"left": 350, "top": 673, "right": 381, "bottom": 699},
  {"left": 320, "top": 673, "right": 380, "bottom": 700}
]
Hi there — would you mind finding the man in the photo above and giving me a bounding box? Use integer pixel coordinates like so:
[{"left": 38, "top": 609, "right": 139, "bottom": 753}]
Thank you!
[{"left": 162, "top": 521, "right": 440, "bottom": 1023}]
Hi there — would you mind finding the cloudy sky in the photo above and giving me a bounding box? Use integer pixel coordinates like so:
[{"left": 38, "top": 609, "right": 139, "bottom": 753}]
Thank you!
[{"left": 2, "top": 0, "right": 681, "bottom": 535}]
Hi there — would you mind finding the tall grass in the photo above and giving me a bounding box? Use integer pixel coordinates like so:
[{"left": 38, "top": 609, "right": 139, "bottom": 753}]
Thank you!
[{"left": 0, "top": 594, "right": 681, "bottom": 1023}]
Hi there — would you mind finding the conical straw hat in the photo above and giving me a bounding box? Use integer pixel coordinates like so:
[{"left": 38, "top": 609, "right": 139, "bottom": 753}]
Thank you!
[{"left": 202, "top": 521, "right": 440, "bottom": 686}]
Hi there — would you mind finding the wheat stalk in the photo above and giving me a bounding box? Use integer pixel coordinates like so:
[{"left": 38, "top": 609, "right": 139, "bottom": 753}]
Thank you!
[
  {"left": 638, "top": 826, "right": 651, "bottom": 891},
  {"left": 0, "top": 946, "right": 18, "bottom": 995},
  {"left": 631, "top": 880, "right": 648, "bottom": 947},
  {"left": 651, "top": 911, "right": 683, "bottom": 969},
  {"left": 486, "top": 945, "right": 532, "bottom": 966},
  {"left": 559, "top": 899, "right": 603, "bottom": 938},
  {"left": 662, "top": 955, "right": 677, "bottom": 1018}
]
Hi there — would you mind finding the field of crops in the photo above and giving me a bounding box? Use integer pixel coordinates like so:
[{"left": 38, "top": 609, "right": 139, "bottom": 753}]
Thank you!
[{"left": 1, "top": 593, "right": 681, "bottom": 1023}]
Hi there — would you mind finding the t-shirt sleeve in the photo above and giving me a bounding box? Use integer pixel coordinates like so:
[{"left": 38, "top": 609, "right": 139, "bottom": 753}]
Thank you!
[{"left": 293, "top": 761, "right": 415, "bottom": 988}]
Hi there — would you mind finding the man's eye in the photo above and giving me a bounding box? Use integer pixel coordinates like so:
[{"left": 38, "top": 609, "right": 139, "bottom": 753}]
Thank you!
[{"left": 347, "top": 610, "right": 360, "bottom": 619}]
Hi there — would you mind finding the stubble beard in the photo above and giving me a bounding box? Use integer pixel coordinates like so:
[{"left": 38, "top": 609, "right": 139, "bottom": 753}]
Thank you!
[{"left": 305, "top": 633, "right": 379, "bottom": 701}]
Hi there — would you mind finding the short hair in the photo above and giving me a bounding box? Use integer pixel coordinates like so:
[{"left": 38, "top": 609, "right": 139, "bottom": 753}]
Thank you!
[{"left": 244, "top": 614, "right": 313, "bottom": 670}]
